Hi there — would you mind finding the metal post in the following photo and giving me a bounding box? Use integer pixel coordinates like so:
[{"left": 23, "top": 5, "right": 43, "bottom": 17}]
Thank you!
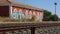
[
  {"left": 54, "top": 3, "right": 57, "bottom": 15},
  {"left": 31, "top": 27, "right": 35, "bottom": 34},
  {"left": 54, "top": 2, "right": 57, "bottom": 21},
  {"left": 55, "top": 4, "right": 56, "bottom": 15},
  {"left": 3, "top": 32, "right": 6, "bottom": 34}
]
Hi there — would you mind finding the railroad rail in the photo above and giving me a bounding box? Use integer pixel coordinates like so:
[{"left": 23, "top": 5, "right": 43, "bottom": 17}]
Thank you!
[{"left": 0, "top": 21, "right": 60, "bottom": 34}]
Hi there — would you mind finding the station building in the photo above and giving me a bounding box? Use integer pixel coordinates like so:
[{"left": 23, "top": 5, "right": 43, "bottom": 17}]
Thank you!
[{"left": 0, "top": 0, "right": 43, "bottom": 21}]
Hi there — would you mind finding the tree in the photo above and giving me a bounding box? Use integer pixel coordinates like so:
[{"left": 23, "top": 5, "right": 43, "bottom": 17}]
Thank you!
[
  {"left": 43, "top": 10, "right": 59, "bottom": 21},
  {"left": 43, "top": 10, "right": 52, "bottom": 21},
  {"left": 50, "top": 14, "right": 59, "bottom": 21},
  {"left": 58, "top": 18, "right": 60, "bottom": 21}
]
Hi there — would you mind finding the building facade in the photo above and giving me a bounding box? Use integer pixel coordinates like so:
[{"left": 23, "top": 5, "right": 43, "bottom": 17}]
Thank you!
[{"left": 0, "top": 0, "right": 43, "bottom": 21}]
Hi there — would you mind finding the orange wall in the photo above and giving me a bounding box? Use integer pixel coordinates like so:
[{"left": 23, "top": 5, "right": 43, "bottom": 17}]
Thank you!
[
  {"left": 12, "top": 6, "right": 43, "bottom": 16},
  {"left": 0, "top": 6, "right": 43, "bottom": 21}
]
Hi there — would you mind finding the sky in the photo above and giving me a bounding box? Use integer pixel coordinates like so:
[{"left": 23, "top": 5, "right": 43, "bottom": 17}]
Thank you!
[{"left": 14, "top": 0, "right": 60, "bottom": 17}]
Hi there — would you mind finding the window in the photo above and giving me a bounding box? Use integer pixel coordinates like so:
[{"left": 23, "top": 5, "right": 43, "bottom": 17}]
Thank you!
[
  {"left": 29, "top": 11, "right": 32, "bottom": 15},
  {"left": 13, "top": 8, "right": 18, "bottom": 12},
  {"left": 33, "top": 12, "right": 36, "bottom": 15},
  {"left": 19, "top": 9, "right": 22, "bottom": 13},
  {"left": 25, "top": 10, "right": 28, "bottom": 16},
  {"left": 29, "top": 11, "right": 32, "bottom": 18}
]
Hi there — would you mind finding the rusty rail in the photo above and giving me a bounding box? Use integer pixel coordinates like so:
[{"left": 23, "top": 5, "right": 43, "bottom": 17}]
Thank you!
[{"left": 0, "top": 22, "right": 60, "bottom": 34}]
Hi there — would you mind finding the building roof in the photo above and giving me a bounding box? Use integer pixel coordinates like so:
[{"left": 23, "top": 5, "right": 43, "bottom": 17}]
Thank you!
[{"left": 0, "top": 0, "right": 43, "bottom": 11}]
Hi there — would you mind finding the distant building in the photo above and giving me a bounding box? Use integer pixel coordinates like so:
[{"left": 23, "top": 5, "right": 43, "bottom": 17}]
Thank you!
[{"left": 0, "top": 0, "right": 43, "bottom": 21}]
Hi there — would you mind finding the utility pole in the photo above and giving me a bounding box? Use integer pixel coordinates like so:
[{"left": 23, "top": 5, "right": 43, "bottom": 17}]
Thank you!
[
  {"left": 54, "top": 2, "right": 57, "bottom": 15},
  {"left": 54, "top": 2, "right": 57, "bottom": 21}
]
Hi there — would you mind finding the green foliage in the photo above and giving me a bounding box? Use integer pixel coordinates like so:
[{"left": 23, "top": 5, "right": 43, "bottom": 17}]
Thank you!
[
  {"left": 58, "top": 18, "right": 60, "bottom": 21},
  {"left": 44, "top": 10, "right": 52, "bottom": 16},
  {"left": 31, "top": 15, "right": 35, "bottom": 21},
  {"left": 50, "top": 14, "right": 59, "bottom": 21},
  {"left": 43, "top": 10, "right": 52, "bottom": 21},
  {"left": 31, "top": 15, "right": 37, "bottom": 21},
  {"left": 43, "top": 10, "right": 59, "bottom": 21}
]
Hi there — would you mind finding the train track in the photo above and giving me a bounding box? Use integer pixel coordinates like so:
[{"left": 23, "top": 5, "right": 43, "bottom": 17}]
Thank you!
[{"left": 0, "top": 21, "right": 60, "bottom": 34}]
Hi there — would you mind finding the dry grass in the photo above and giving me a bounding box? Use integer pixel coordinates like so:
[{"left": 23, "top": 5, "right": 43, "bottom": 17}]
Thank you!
[
  {"left": 0, "top": 17, "right": 20, "bottom": 22},
  {"left": 0, "top": 16, "right": 40, "bottom": 22}
]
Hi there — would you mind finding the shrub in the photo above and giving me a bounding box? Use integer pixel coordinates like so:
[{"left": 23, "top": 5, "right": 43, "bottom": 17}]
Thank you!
[{"left": 31, "top": 14, "right": 37, "bottom": 21}]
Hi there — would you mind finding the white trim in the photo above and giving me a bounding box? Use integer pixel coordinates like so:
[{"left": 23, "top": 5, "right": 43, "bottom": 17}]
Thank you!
[
  {"left": 10, "top": 6, "right": 12, "bottom": 14},
  {"left": 9, "top": 4, "right": 12, "bottom": 18}
]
